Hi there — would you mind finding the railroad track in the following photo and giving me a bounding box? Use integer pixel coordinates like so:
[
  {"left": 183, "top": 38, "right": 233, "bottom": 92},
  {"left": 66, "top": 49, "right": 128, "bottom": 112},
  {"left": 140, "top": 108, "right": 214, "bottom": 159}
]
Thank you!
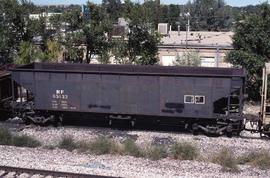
[{"left": 0, "top": 165, "right": 120, "bottom": 178}]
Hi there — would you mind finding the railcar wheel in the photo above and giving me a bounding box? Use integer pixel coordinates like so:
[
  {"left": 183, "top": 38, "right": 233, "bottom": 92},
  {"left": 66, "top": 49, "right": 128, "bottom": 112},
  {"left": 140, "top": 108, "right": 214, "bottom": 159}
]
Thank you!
[
  {"left": 131, "top": 120, "right": 135, "bottom": 127},
  {"left": 109, "top": 119, "right": 112, "bottom": 126},
  {"left": 53, "top": 115, "right": 63, "bottom": 127},
  {"left": 23, "top": 117, "right": 31, "bottom": 125},
  {"left": 192, "top": 123, "right": 199, "bottom": 135},
  {"left": 226, "top": 131, "right": 232, "bottom": 138},
  {"left": 235, "top": 131, "right": 241, "bottom": 136},
  {"left": 22, "top": 113, "right": 31, "bottom": 125},
  {"left": 226, "top": 124, "right": 233, "bottom": 138},
  {"left": 263, "top": 124, "right": 270, "bottom": 138}
]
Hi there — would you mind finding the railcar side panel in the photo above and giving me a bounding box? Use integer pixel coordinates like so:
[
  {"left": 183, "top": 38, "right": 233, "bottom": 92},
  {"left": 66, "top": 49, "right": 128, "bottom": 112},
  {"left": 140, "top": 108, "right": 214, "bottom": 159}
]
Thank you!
[{"left": 0, "top": 72, "right": 12, "bottom": 120}]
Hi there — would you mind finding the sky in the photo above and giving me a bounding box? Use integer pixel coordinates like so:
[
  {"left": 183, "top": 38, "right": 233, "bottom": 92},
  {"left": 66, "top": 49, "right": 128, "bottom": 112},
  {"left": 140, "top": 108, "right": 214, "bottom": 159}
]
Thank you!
[{"left": 31, "top": 0, "right": 265, "bottom": 7}]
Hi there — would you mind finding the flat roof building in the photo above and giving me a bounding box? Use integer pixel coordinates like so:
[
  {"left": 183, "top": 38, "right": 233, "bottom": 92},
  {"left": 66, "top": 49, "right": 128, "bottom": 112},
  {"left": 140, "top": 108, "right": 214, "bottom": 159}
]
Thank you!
[{"left": 158, "top": 30, "right": 234, "bottom": 67}]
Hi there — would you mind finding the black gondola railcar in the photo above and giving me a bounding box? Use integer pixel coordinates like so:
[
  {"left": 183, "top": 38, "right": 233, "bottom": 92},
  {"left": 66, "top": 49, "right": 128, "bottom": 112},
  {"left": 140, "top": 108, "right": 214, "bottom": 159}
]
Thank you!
[
  {"left": 0, "top": 71, "right": 12, "bottom": 120},
  {"left": 11, "top": 63, "right": 246, "bottom": 135}
]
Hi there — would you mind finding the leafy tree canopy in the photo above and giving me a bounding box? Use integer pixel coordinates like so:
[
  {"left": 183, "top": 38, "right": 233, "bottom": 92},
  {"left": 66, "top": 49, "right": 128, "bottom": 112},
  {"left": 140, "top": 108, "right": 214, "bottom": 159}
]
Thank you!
[
  {"left": 102, "top": 0, "right": 123, "bottom": 22},
  {"left": 0, "top": 0, "right": 264, "bottom": 66},
  {"left": 174, "top": 50, "right": 201, "bottom": 66},
  {"left": 0, "top": 0, "right": 34, "bottom": 64},
  {"left": 127, "top": 25, "right": 160, "bottom": 65},
  {"left": 226, "top": 3, "right": 270, "bottom": 100}
]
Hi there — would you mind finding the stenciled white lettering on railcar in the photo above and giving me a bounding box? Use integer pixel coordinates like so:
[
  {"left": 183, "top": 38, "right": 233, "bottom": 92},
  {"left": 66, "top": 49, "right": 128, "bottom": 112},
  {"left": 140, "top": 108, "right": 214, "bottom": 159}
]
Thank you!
[
  {"left": 51, "top": 89, "right": 71, "bottom": 110},
  {"left": 52, "top": 89, "right": 69, "bottom": 99}
]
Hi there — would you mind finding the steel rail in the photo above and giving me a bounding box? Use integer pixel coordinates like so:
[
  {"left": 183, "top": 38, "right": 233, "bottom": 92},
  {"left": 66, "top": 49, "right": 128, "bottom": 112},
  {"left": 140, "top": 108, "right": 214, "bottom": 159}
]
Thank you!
[{"left": 0, "top": 165, "right": 121, "bottom": 178}]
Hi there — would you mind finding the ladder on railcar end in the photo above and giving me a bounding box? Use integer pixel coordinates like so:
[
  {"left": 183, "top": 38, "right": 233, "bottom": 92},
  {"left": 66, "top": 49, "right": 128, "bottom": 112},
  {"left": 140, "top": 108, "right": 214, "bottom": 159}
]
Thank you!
[
  {"left": 260, "top": 63, "right": 270, "bottom": 128},
  {"left": 227, "top": 78, "right": 243, "bottom": 115}
]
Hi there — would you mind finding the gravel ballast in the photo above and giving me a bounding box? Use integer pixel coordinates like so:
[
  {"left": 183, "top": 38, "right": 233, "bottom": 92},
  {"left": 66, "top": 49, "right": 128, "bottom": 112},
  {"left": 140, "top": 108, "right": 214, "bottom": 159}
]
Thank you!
[
  {"left": 0, "top": 144, "right": 269, "bottom": 178},
  {"left": 0, "top": 126, "right": 269, "bottom": 178}
]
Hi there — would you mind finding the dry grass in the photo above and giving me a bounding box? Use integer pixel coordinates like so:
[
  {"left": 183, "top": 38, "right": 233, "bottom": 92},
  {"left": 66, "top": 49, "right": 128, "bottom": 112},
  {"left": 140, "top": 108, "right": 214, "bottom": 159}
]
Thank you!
[
  {"left": 58, "top": 135, "right": 78, "bottom": 151},
  {"left": 0, "top": 127, "right": 12, "bottom": 145},
  {"left": 76, "top": 141, "right": 91, "bottom": 153},
  {"left": 212, "top": 147, "right": 239, "bottom": 172},
  {"left": 43, "top": 145, "right": 56, "bottom": 150},
  {"left": 110, "top": 141, "right": 124, "bottom": 155},
  {"left": 122, "top": 138, "right": 143, "bottom": 157},
  {"left": 12, "top": 134, "right": 41, "bottom": 148},
  {"left": 145, "top": 145, "right": 168, "bottom": 160},
  {"left": 238, "top": 150, "right": 270, "bottom": 170},
  {"left": 88, "top": 137, "right": 112, "bottom": 155},
  {"left": 170, "top": 141, "right": 199, "bottom": 160},
  {"left": 0, "top": 127, "right": 41, "bottom": 148},
  {"left": 58, "top": 136, "right": 123, "bottom": 155},
  {"left": 89, "top": 136, "right": 121, "bottom": 155}
]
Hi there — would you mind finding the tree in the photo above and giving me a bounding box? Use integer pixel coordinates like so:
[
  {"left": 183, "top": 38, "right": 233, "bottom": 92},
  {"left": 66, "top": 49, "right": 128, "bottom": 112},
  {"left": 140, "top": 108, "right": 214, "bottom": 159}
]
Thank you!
[
  {"left": 0, "top": 0, "right": 29, "bottom": 64},
  {"left": 173, "top": 50, "right": 201, "bottom": 66},
  {"left": 111, "top": 38, "right": 129, "bottom": 64},
  {"left": 83, "top": 24, "right": 111, "bottom": 64},
  {"left": 226, "top": 3, "right": 270, "bottom": 100},
  {"left": 0, "top": 0, "right": 45, "bottom": 65},
  {"left": 127, "top": 25, "right": 160, "bottom": 65},
  {"left": 178, "top": 0, "right": 233, "bottom": 31},
  {"left": 142, "top": 0, "right": 159, "bottom": 27},
  {"left": 160, "top": 4, "right": 182, "bottom": 31},
  {"left": 102, "top": 0, "right": 123, "bottom": 22},
  {"left": 123, "top": 0, "right": 160, "bottom": 65},
  {"left": 60, "top": 6, "right": 82, "bottom": 32},
  {"left": 45, "top": 39, "right": 61, "bottom": 62},
  {"left": 15, "top": 39, "right": 61, "bottom": 64},
  {"left": 46, "top": 2, "right": 111, "bottom": 64},
  {"left": 15, "top": 41, "right": 37, "bottom": 64},
  {"left": 54, "top": 7, "right": 84, "bottom": 62},
  {"left": 62, "top": 32, "right": 84, "bottom": 63},
  {"left": 75, "top": 2, "right": 112, "bottom": 64}
]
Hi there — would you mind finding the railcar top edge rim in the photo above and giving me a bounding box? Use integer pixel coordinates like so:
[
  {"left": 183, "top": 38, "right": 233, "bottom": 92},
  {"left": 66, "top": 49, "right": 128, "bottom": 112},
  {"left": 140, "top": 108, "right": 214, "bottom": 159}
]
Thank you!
[{"left": 11, "top": 62, "right": 246, "bottom": 77}]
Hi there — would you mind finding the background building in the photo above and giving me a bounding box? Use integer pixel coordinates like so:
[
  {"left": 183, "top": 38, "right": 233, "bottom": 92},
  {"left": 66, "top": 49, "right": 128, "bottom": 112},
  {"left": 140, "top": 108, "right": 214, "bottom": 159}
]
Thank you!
[{"left": 158, "top": 28, "right": 233, "bottom": 67}]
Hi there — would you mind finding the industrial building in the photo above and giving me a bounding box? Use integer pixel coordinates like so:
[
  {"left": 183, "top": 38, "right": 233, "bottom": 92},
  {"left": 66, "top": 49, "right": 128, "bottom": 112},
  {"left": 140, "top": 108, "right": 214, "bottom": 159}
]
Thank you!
[{"left": 158, "top": 28, "right": 233, "bottom": 67}]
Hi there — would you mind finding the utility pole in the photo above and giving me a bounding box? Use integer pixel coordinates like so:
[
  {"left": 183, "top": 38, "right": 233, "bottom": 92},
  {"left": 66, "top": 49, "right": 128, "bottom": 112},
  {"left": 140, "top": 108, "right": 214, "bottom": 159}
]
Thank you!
[
  {"left": 216, "top": 47, "right": 220, "bottom": 67},
  {"left": 180, "top": 12, "right": 190, "bottom": 49},
  {"left": 186, "top": 13, "right": 190, "bottom": 49}
]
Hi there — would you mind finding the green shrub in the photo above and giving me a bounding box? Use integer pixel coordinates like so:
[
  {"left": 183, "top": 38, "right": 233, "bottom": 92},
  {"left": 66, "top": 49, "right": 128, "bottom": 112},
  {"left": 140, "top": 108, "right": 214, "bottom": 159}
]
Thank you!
[
  {"left": 170, "top": 141, "right": 199, "bottom": 160},
  {"left": 12, "top": 134, "right": 41, "bottom": 148},
  {"left": 251, "top": 152, "right": 270, "bottom": 170},
  {"left": 145, "top": 145, "right": 168, "bottom": 160},
  {"left": 89, "top": 137, "right": 113, "bottom": 155},
  {"left": 0, "top": 127, "right": 41, "bottom": 148},
  {"left": 238, "top": 151, "right": 270, "bottom": 170},
  {"left": 77, "top": 141, "right": 91, "bottom": 153},
  {"left": 0, "top": 127, "right": 12, "bottom": 145},
  {"left": 212, "top": 148, "right": 239, "bottom": 172},
  {"left": 123, "top": 138, "right": 143, "bottom": 157},
  {"left": 110, "top": 141, "right": 123, "bottom": 155},
  {"left": 58, "top": 135, "right": 78, "bottom": 151},
  {"left": 238, "top": 151, "right": 262, "bottom": 165},
  {"left": 78, "top": 137, "right": 123, "bottom": 155},
  {"left": 43, "top": 145, "right": 56, "bottom": 150}
]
